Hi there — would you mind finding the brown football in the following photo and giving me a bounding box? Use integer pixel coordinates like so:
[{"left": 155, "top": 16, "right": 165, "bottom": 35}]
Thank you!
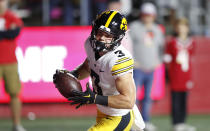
[{"left": 54, "top": 70, "right": 82, "bottom": 98}]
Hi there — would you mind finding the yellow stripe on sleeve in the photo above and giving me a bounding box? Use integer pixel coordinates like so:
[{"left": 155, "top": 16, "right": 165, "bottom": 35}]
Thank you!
[
  {"left": 112, "top": 65, "right": 134, "bottom": 76},
  {"left": 105, "top": 11, "right": 118, "bottom": 28},
  {"left": 112, "top": 58, "right": 134, "bottom": 72},
  {"left": 117, "top": 57, "right": 129, "bottom": 63}
]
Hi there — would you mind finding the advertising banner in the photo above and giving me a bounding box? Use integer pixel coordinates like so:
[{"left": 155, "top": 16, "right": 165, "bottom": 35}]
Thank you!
[{"left": 0, "top": 26, "right": 164, "bottom": 103}]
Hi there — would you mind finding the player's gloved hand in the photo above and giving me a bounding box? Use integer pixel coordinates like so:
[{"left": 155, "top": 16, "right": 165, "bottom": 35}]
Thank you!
[
  {"left": 68, "top": 83, "right": 96, "bottom": 109},
  {"left": 53, "top": 69, "right": 70, "bottom": 84}
]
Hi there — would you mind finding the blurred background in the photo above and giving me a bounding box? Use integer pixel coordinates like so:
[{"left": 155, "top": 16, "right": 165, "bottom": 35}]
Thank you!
[
  {"left": 6, "top": 0, "right": 210, "bottom": 35},
  {"left": 0, "top": 0, "right": 210, "bottom": 131}
]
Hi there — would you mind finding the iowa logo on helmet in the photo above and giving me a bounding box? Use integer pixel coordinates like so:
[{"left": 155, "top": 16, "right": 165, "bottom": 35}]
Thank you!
[{"left": 120, "top": 18, "right": 127, "bottom": 31}]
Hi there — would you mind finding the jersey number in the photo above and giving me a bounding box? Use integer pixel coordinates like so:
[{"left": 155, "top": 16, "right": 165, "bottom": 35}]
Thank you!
[
  {"left": 114, "top": 50, "right": 125, "bottom": 57},
  {"left": 90, "top": 69, "right": 103, "bottom": 95}
]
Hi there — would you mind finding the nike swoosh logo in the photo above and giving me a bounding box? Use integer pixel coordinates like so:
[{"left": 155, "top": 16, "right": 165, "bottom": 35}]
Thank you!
[{"left": 84, "top": 94, "right": 90, "bottom": 98}]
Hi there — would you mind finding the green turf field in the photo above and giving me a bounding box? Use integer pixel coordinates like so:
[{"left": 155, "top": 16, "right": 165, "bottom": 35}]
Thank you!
[{"left": 0, "top": 115, "right": 209, "bottom": 131}]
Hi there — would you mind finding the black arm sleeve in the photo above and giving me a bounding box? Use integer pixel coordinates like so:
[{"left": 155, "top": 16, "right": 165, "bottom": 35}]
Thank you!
[{"left": 0, "top": 27, "right": 21, "bottom": 40}]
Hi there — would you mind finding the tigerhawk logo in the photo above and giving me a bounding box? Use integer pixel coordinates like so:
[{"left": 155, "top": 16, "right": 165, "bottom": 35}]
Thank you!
[{"left": 120, "top": 18, "right": 127, "bottom": 31}]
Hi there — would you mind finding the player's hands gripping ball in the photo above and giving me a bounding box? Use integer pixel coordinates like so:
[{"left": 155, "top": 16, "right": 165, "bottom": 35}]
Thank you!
[
  {"left": 68, "top": 83, "right": 96, "bottom": 109},
  {"left": 53, "top": 69, "right": 82, "bottom": 98}
]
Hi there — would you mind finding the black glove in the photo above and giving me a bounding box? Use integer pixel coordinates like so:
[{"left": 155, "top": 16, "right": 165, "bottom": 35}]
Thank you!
[
  {"left": 68, "top": 83, "right": 96, "bottom": 109},
  {"left": 53, "top": 69, "right": 70, "bottom": 84}
]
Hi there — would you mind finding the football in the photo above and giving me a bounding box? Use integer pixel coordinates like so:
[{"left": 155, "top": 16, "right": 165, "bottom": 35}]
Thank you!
[{"left": 54, "top": 70, "right": 82, "bottom": 98}]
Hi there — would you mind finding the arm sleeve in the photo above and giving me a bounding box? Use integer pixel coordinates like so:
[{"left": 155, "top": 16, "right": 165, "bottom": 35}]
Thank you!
[
  {"left": 158, "top": 27, "right": 166, "bottom": 62},
  {"left": 0, "top": 27, "right": 21, "bottom": 39},
  {"left": 189, "top": 40, "right": 196, "bottom": 55},
  {"left": 0, "top": 11, "right": 23, "bottom": 40},
  {"left": 163, "top": 40, "right": 174, "bottom": 64},
  {"left": 165, "top": 40, "right": 173, "bottom": 55}
]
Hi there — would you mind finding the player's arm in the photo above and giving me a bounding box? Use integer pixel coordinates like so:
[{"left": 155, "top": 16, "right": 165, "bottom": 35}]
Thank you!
[
  {"left": 70, "top": 58, "right": 90, "bottom": 80},
  {"left": 107, "top": 72, "right": 136, "bottom": 109},
  {"left": 68, "top": 56, "right": 136, "bottom": 109},
  {"left": 68, "top": 72, "right": 136, "bottom": 109}
]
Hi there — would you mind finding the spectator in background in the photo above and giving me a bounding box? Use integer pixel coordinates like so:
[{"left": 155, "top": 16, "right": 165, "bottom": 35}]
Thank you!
[
  {"left": 107, "top": 0, "right": 132, "bottom": 16},
  {"left": 129, "top": 2, "right": 165, "bottom": 131},
  {"left": 94, "top": 0, "right": 132, "bottom": 17},
  {"left": 164, "top": 7, "right": 177, "bottom": 37},
  {"left": 92, "top": 0, "right": 108, "bottom": 20},
  {"left": 0, "top": 0, "right": 25, "bottom": 131},
  {"left": 107, "top": 0, "right": 121, "bottom": 11},
  {"left": 165, "top": 18, "right": 196, "bottom": 131},
  {"left": 50, "top": 0, "right": 76, "bottom": 25}
]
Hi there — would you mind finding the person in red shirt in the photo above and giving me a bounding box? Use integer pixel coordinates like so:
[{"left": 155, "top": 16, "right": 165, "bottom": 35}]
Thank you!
[
  {"left": 165, "top": 18, "right": 196, "bottom": 131},
  {"left": 0, "top": 0, "right": 25, "bottom": 131}
]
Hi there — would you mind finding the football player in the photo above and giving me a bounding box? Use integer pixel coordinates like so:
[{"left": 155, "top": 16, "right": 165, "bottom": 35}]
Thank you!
[{"left": 54, "top": 10, "right": 145, "bottom": 131}]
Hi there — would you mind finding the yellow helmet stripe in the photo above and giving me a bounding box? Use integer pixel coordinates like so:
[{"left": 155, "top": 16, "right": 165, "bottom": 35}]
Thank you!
[{"left": 105, "top": 11, "right": 118, "bottom": 28}]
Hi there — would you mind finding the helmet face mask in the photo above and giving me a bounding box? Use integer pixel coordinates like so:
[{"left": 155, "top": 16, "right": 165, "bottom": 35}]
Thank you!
[{"left": 90, "top": 10, "right": 128, "bottom": 52}]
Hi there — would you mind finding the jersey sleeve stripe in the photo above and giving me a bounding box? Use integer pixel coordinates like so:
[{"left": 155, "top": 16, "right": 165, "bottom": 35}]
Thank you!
[
  {"left": 117, "top": 57, "right": 129, "bottom": 63},
  {"left": 112, "top": 64, "right": 133, "bottom": 74},
  {"left": 111, "top": 58, "right": 134, "bottom": 72},
  {"left": 112, "top": 65, "right": 134, "bottom": 76},
  {"left": 115, "top": 58, "right": 132, "bottom": 65}
]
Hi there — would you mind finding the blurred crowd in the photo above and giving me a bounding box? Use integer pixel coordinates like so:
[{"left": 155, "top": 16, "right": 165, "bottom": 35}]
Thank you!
[{"left": 8, "top": 0, "right": 210, "bottom": 36}]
